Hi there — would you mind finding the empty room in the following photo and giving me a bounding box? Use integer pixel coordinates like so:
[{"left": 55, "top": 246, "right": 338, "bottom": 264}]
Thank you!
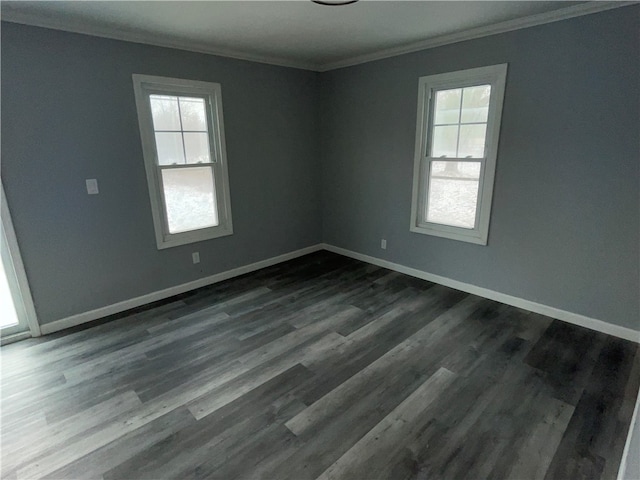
[{"left": 1, "top": 1, "right": 639, "bottom": 479}]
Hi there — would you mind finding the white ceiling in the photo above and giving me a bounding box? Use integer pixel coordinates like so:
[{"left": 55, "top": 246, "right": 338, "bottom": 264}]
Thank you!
[{"left": 0, "top": 1, "right": 628, "bottom": 71}]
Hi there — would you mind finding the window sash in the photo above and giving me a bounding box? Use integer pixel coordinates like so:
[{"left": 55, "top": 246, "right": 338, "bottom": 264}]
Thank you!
[
  {"left": 156, "top": 164, "right": 221, "bottom": 236},
  {"left": 147, "top": 91, "right": 218, "bottom": 165},
  {"left": 426, "top": 87, "right": 491, "bottom": 160},
  {"left": 417, "top": 157, "right": 486, "bottom": 231}
]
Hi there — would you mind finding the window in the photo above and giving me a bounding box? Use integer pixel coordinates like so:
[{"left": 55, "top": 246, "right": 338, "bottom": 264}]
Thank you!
[
  {"left": 410, "top": 64, "right": 507, "bottom": 245},
  {"left": 132, "top": 75, "right": 233, "bottom": 249}
]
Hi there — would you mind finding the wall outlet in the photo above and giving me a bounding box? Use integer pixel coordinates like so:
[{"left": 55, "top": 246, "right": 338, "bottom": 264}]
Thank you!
[
  {"left": 85, "top": 179, "right": 99, "bottom": 195},
  {"left": 192, "top": 252, "right": 200, "bottom": 264},
  {"left": 381, "top": 239, "right": 387, "bottom": 250}
]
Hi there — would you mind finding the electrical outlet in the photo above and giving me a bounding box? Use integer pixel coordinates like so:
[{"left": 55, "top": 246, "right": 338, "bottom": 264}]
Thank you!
[
  {"left": 85, "top": 179, "right": 99, "bottom": 195},
  {"left": 381, "top": 239, "right": 387, "bottom": 250},
  {"left": 192, "top": 252, "right": 200, "bottom": 264}
]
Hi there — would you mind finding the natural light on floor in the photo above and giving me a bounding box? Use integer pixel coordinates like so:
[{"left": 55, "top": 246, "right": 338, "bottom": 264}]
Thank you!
[{"left": 0, "top": 257, "right": 19, "bottom": 328}]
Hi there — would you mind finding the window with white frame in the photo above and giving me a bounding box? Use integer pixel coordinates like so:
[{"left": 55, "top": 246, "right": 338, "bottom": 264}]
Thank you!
[
  {"left": 133, "top": 75, "right": 233, "bottom": 249},
  {"left": 410, "top": 64, "right": 507, "bottom": 245}
]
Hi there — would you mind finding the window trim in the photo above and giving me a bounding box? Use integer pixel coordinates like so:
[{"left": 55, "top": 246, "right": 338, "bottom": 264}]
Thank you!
[
  {"left": 1, "top": 183, "right": 41, "bottom": 341},
  {"left": 410, "top": 64, "right": 507, "bottom": 245},
  {"left": 132, "top": 74, "right": 233, "bottom": 250}
]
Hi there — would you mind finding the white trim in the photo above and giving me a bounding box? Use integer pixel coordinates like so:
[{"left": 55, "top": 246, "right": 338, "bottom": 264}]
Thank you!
[
  {"left": 0, "top": 12, "right": 318, "bottom": 72},
  {"left": 321, "top": 244, "right": 640, "bottom": 343},
  {"left": 1, "top": 185, "right": 41, "bottom": 337},
  {"left": 39, "top": 244, "right": 323, "bottom": 335},
  {"left": 132, "top": 74, "right": 234, "bottom": 249},
  {"left": 410, "top": 64, "right": 507, "bottom": 245},
  {"left": 1, "top": 2, "right": 635, "bottom": 72},
  {"left": 33, "top": 242, "right": 640, "bottom": 342},
  {"left": 318, "top": 2, "right": 638, "bottom": 71},
  {"left": 0, "top": 330, "right": 32, "bottom": 346},
  {"left": 617, "top": 383, "right": 640, "bottom": 480}
]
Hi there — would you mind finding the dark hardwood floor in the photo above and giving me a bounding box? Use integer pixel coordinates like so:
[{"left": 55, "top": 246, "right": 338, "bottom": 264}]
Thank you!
[{"left": 1, "top": 251, "right": 638, "bottom": 479}]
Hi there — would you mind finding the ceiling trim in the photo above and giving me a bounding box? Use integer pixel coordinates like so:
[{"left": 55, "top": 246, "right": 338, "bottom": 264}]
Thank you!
[
  {"left": 318, "top": 1, "right": 639, "bottom": 71},
  {"left": 1, "top": 1, "right": 637, "bottom": 73},
  {"left": 0, "top": 9, "right": 320, "bottom": 71}
]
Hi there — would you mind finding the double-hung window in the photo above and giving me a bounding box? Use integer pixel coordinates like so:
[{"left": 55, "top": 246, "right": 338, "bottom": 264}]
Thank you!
[
  {"left": 410, "top": 64, "right": 507, "bottom": 245},
  {"left": 133, "top": 74, "right": 233, "bottom": 249}
]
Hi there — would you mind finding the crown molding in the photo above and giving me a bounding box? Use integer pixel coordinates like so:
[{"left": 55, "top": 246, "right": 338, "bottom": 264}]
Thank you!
[
  {"left": 0, "top": 9, "right": 320, "bottom": 71},
  {"left": 317, "top": 1, "right": 638, "bottom": 71},
  {"left": 1, "top": 1, "right": 637, "bottom": 73}
]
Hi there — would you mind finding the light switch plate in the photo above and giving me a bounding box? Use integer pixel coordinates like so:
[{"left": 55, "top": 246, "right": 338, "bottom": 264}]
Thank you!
[{"left": 86, "top": 179, "right": 99, "bottom": 195}]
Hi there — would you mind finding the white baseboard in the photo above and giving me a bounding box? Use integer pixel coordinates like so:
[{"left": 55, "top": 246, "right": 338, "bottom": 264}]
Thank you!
[
  {"left": 40, "top": 244, "right": 324, "bottom": 335},
  {"left": 39, "top": 242, "right": 640, "bottom": 343},
  {"left": 321, "top": 243, "right": 640, "bottom": 343},
  {"left": 0, "top": 330, "right": 32, "bottom": 346},
  {"left": 617, "top": 382, "right": 640, "bottom": 480}
]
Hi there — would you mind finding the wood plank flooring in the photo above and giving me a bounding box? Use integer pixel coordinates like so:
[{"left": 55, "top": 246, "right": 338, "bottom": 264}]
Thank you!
[{"left": 1, "top": 251, "right": 638, "bottom": 479}]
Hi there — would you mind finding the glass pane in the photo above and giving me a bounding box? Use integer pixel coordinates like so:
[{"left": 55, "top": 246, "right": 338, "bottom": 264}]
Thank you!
[
  {"left": 161, "top": 167, "right": 219, "bottom": 234},
  {"left": 426, "top": 161, "right": 481, "bottom": 229},
  {"left": 458, "top": 124, "right": 487, "bottom": 158},
  {"left": 433, "top": 88, "right": 461, "bottom": 125},
  {"left": 180, "top": 97, "right": 208, "bottom": 131},
  {"left": 184, "top": 133, "right": 211, "bottom": 164},
  {"left": 150, "top": 95, "right": 181, "bottom": 131},
  {"left": 155, "top": 132, "right": 185, "bottom": 165},
  {"left": 461, "top": 85, "right": 491, "bottom": 123},
  {"left": 431, "top": 125, "right": 458, "bottom": 158}
]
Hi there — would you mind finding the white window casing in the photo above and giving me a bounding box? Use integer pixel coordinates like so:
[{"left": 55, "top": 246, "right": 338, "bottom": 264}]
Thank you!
[
  {"left": 133, "top": 74, "right": 233, "bottom": 249},
  {"left": 410, "top": 64, "right": 508, "bottom": 245}
]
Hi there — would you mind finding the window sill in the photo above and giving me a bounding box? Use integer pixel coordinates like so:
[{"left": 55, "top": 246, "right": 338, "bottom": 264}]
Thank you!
[
  {"left": 156, "top": 225, "right": 233, "bottom": 250},
  {"left": 410, "top": 224, "right": 487, "bottom": 245}
]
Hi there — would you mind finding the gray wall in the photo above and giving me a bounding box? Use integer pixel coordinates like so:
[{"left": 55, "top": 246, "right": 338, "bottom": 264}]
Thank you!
[
  {"left": 1, "top": 23, "right": 322, "bottom": 324},
  {"left": 2, "top": 7, "right": 639, "bottom": 331},
  {"left": 319, "top": 6, "right": 640, "bottom": 330}
]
